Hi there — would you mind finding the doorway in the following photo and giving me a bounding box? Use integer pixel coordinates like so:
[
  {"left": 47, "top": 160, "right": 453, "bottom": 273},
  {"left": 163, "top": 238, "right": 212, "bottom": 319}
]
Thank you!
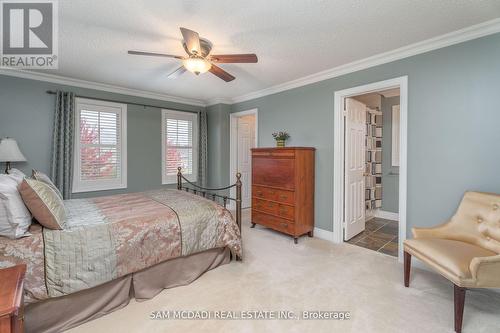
[
  {"left": 230, "top": 109, "right": 258, "bottom": 209},
  {"left": 333, "top": 76, "right": 407, "bottom": 261},
  {"left": 344, "top": 90, "right": 400, "bottom": 256}
]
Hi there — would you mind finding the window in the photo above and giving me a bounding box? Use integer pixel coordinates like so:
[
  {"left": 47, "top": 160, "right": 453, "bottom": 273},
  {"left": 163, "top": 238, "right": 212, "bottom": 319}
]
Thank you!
[
  {"left": 73, "top": 98, "right": 127, "bottom": 193},
  {"left": 162, "top": 109, "right": 198, "bottom": 184}
]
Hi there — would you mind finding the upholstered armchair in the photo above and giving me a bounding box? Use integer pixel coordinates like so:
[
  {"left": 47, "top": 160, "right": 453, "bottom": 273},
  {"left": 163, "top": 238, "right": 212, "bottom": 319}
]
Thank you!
[{"left": 403, "top": 191, "right": 500, "bottom": 333}]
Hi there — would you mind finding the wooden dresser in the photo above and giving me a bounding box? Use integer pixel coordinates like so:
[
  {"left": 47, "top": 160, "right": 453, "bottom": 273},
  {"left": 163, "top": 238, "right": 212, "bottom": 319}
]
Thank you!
[
  {"left": 0, "top": 264, "right": 26, "bottom": 333},
  {"left": 251, "top": 147, "right": 315, "bottom": 243}
]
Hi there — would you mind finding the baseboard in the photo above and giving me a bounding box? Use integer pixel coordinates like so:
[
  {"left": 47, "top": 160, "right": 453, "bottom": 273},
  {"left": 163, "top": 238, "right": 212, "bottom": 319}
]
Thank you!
[
  {"left": 374, "top": 209, "right": 399, "bottom": 221},
  {"left": 313, "top": 227, "right": 334, "bottom": 242}
]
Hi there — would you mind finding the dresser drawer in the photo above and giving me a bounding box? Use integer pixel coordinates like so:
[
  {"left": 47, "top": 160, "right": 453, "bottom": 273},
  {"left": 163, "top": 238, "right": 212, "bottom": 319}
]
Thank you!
[
  {"left": 253, "top": 186, "right": 295, "bottom": 205},
  {"left": 270, "top": 149, "right": 295, "bottom": 158},
  {"left": 252, "top": 198, "right": 279, "bottom": 215},
  {"left": 278, "top": 204, "right": 295, "bottom": 220},
  {"left": 253, "top": 186, "right": 274, "bottom": 199},
  {"left": 252, "top": 149, "right": 295, "bottom": 158},
  {"left": 252, "top": 211, "right": 295, "bottom": 235},
  {"left": 252, "top": 157, "right": 295, "bottom": 189},
  {"left": 274, "top": 190, "right": 295, "bottom": 205}
]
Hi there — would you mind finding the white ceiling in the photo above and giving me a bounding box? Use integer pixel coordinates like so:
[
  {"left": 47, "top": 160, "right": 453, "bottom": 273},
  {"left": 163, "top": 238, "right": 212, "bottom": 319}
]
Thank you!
[{"left": 39, "top": 0, "right": 500, "bottom": 104}]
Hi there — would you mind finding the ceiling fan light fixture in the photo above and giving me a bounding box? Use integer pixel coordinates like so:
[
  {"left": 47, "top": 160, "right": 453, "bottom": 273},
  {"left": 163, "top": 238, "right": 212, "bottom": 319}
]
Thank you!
[
  {"left": 128, "top": 27, "right": 257, "bottom": 82},
  {"left": 183, "top": 56, "right": 211, "bottom": 75}
]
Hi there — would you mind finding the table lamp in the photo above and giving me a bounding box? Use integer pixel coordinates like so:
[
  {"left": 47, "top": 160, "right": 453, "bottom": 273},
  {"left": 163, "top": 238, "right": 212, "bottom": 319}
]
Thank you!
[{"left": 0, "top": 138, "right": 26, "bottom": 174}]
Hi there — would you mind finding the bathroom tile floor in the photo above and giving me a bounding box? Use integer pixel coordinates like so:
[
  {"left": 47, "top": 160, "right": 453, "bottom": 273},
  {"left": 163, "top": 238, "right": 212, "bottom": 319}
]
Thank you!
[{"left": 346, "top": 217, "right": 399, "bottom": 257}]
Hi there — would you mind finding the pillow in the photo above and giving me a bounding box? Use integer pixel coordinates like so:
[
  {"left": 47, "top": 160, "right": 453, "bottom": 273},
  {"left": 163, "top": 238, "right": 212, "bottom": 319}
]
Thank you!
[
  {"left": 32, "top": 169, "right": 63, "bottom": 200},
  {"left": 0, "top": 173, "right": 32, "bottom": 238},
  {"left": 8, "top": 168, "right": 26, "bottom": 183},
  {"left": 18, "top": 178, "right": 66, "bottom": 230}
]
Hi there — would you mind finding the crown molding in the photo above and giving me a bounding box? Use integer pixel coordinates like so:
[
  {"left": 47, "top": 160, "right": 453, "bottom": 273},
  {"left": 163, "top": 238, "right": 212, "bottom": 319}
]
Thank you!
[
  {"left": 206, "top": 97, "right": 233, "bottom": 107},
  {"left": 0, "top": 68, "right": 207, "bottom": 107},
  {"left": 230, "top": 18, "right": 500, "bottom": 104}
]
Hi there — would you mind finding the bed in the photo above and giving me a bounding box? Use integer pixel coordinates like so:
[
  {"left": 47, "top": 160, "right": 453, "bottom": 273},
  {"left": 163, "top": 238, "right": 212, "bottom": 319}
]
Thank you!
[{"left": 0, "top": 169, "right": 243, "bottom": 333}]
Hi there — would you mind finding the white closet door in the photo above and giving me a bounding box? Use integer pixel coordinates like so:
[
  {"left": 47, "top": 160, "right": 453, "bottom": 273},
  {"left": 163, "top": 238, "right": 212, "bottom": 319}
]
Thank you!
[
  {"left": 237, "top": 115, "right": 256, "bottom": 208},
  {"left": 344, "top": 98, "right": 367, "bottom": 240}
]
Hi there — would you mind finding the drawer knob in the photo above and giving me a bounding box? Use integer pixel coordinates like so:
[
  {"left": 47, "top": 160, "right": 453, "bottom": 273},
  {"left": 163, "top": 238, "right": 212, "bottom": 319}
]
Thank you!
[
  {"left": 280, "top": 222, "right": 288, "bottom": 227},
  {"left": 280, "top": 194, "right": 288, "bottom": 200},
  {"left": 256, "top": 191, "right": 263, "bottom": 196}
]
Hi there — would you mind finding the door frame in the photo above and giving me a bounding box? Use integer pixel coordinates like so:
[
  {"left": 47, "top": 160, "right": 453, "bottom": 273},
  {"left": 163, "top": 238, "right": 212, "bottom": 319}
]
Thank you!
[
  {"left": 333, "top": 76, "right": 408, "bottom": 262},
  {"left": 229, "top": 108, "right": 258, "bottom": 209}
]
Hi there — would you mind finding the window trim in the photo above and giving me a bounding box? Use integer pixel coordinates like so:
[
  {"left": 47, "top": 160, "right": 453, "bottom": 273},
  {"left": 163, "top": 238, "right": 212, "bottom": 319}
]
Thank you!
[
  {"left": 161, "top": 109, "right": 198, "bottom": 185},
  {"left": 72, "top": 98, "right": 128, "bottom": 193}
]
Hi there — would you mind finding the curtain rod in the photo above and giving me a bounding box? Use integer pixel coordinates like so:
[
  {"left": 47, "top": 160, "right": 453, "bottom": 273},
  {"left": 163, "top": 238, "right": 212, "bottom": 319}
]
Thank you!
[{"left": 45, "top": 90, "right": 202, "bottom": 114}]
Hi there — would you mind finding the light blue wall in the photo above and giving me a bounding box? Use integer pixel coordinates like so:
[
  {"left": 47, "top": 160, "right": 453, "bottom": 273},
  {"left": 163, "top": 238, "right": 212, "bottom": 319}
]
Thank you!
[
  {"left": 381, "top": 96, "right": 399, "bottom": 213},
  {"left": 0, "top": 75, "right": 204, "bottom": 198},
  {"left": 209, "top": 32, "right": 500, "bottom": 234},
  {"left": 206, "top": 103, "right": 231, "bottom": 192}
]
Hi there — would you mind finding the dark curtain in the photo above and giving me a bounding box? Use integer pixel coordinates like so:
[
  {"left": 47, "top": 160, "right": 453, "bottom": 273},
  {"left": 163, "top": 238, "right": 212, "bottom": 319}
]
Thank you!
[{"left": 50, "top": 91, "right": 75, "bottom": 199}]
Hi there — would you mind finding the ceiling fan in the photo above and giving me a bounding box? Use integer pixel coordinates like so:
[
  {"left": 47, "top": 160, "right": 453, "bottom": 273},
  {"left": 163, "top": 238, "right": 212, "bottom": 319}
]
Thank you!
[{"left": 128, "top": 27, "right": 258, "bottom": 82}]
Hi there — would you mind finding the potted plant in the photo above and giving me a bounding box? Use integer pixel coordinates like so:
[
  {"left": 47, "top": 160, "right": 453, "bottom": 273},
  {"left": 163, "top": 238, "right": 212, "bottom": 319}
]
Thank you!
[{"left": 272, "top": 131, "right": 290, "bottom": 147}]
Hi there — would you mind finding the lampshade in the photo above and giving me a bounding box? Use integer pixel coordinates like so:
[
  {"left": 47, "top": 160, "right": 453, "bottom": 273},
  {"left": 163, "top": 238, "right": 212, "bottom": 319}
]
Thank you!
[
  {"left": 0, "top": 138, "right": 26, "bottom": 162},
  {"left": 182, "top": 56, "right": 212, "bottom": 75}
]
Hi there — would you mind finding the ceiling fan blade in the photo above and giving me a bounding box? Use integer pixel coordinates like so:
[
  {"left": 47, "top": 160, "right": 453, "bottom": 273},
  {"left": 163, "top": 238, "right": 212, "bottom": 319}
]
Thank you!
[
  {"left": 209, "top": 64, "right": 235, "bottom": 82},
  {"left": 180, "top": 27, "right": 201, "bottom": 55},
  {"left": 128, "top": 50, "right": 182, "bottom": 59},
  {"left": 167, "top": 66, "right": 187, "bottom": 79},
  {"left": 210, "top": 54, "right": 258, "bottom": 63}
]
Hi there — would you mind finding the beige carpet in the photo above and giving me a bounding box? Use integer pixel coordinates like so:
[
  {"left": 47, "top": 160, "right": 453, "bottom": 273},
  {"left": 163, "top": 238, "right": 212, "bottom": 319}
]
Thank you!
[{"left": 68, "top": 210, "right": 500, "bottom": 333}]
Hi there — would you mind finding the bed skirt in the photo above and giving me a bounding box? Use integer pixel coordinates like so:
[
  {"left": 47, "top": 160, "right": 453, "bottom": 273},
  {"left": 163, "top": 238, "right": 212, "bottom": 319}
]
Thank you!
[{"left": 24, "top": 247, "right": 231, "bottom": 333}]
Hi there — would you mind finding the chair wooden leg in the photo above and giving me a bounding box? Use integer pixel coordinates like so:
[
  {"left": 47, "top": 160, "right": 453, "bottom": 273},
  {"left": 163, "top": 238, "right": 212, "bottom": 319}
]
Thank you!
[
  {"left": 404, "top": 251, "right": 411, "bottom": 287},
  {"left": 454, "top": 285, "right": 466, "bottom": 333}
]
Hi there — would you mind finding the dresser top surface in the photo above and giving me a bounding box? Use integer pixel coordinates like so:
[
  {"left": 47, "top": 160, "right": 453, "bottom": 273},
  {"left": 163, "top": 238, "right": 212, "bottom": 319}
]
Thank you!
[{"left": 251, "top": 147, "right": 315, "bottom": 151}]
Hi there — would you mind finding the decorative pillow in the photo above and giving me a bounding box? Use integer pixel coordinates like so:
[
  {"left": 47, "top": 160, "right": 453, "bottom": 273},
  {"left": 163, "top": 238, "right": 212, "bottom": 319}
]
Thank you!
[
  {"left": 18, "top": 178, "right": 66, "bottom": 230},
  {"left": 0, "top": 172, "right": 32, "bottom": 239},
  {"left": 32, "top": 169, "right": 63, "bottom": 200}
]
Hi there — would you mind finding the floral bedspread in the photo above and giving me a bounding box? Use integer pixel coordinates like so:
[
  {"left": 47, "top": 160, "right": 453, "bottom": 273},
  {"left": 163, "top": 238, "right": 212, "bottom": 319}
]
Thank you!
[{"left": 0, "top": 190, "right": 241, "bottom": 303}]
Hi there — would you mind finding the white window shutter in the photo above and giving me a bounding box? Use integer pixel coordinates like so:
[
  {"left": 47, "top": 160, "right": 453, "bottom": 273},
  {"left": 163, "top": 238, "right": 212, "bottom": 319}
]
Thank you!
[
  {"left": 73, "top": 98, "right": 127, "bottom": 193},
  {"left": 162, "top": 110, "right": 198, "bottom": 184}
]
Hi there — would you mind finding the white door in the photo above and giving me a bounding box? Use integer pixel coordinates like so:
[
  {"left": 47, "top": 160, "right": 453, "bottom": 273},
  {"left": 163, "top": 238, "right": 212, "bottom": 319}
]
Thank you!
[
  {"left": 237, "top": 115, "right": 256, "bottom": 208},
  {"left": 344, "top": 98, "right": 366, "bottom": 240}
]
